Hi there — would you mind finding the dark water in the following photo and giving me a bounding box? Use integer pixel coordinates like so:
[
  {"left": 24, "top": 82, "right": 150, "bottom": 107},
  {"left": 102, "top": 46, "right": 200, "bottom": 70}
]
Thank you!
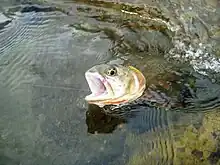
[{"left": 0, "top": 0, "right": 220, "bottom": 165}]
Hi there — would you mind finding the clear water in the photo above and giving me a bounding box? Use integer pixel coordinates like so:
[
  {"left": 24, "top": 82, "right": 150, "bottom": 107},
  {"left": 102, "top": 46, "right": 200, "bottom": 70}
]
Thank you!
[{"left": 0, "top": 0, "right": 220, "bottom": 165}]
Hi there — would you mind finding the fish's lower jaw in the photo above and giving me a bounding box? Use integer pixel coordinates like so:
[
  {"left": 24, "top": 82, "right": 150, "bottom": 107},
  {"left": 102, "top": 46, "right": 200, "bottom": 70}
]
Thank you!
[
  {"left": 87, "top": 93, "right": 144, "bottom": 108},
  {"left": 86, "top": 97, "right": 128, "bottom": 107},
  {"left": 85, "top": 84, "right": 146, "bottom": 107},
  {"left": 87, "top": 99, "right": 124, "bottom": 107}
]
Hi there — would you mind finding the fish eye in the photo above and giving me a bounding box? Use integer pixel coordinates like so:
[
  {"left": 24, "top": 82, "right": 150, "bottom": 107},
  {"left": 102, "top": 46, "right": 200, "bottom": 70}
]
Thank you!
[{"left": 106, "top": 67, "right": 117, "bottom": 76}]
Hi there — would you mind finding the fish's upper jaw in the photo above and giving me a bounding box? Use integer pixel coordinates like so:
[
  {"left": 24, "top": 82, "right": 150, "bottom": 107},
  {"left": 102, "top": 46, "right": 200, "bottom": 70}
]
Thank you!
[{"left": 85, "top": 71, "right": 108, "bottom": 101}]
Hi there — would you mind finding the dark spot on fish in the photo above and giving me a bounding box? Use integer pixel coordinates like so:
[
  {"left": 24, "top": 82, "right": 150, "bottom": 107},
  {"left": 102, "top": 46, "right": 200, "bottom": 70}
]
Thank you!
[{"left": 178, "top": 85, "right": 195, "bottom": 107}]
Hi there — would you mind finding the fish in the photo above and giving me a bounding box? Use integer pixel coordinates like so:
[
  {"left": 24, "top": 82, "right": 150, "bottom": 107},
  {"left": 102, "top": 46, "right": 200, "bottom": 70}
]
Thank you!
[
  {"left": 85, "top": 63, "right": 197, "bottom": 110},
  {"left": 85, "top": 64, "right": 146, "bottom": 107}
]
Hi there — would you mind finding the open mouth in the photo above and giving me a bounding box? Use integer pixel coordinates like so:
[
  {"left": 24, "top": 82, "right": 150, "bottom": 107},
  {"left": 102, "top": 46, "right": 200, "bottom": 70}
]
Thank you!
[{"left": 85, "top": 72, "right": 108, "bottom": 101}]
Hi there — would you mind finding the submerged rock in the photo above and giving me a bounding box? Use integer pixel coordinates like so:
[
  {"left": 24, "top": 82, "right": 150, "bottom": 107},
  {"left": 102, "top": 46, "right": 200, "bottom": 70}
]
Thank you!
[
  {"left": 126, "top": 107, "right": 220, "bottom": 165},
  {"left": 0, "top": 13, "right": 11, "bottom": 30}
]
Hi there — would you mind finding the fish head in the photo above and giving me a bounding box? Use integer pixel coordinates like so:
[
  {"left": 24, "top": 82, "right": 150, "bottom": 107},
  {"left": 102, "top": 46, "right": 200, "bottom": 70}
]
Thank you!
[{"left": 85, "top": 64, "right": 146, "bottom": 107}]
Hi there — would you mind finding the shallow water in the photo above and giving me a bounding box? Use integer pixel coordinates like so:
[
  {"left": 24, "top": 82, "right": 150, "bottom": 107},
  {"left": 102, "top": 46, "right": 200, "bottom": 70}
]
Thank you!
[{"left": 0, "top": 0, "right": 220, "bottom": 165}]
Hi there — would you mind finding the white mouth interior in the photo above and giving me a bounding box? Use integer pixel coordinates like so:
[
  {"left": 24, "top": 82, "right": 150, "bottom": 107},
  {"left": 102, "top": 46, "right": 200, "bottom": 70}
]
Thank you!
[{"left": 85, "top": 72, "right": 109, "bottom": 101}]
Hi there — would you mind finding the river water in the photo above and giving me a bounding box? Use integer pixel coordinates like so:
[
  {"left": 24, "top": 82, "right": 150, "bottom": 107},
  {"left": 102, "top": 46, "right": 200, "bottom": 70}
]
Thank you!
[{"left": 0, "top": 0, "right": 220, "bottom": 165}]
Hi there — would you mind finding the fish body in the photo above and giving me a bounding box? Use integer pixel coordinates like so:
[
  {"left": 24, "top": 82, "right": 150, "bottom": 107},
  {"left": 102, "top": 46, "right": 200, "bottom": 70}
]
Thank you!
[{"left": 85, "top": 63, "right": 195, "bottom": 109}]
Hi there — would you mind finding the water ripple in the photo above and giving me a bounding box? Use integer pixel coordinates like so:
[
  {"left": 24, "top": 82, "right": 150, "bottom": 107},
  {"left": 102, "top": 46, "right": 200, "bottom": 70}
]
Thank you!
[
  {"left": 0, "top": 6, "right": 69, "bottom": 91},
  {"left": 127, "top": 107, "right": 169, "bottom": 134},
  {"left": 123, "top": 106, "right": 175, "bottom": 164},
  {"left": 126, "top": 108, "right": 203, "bottom": 164}
]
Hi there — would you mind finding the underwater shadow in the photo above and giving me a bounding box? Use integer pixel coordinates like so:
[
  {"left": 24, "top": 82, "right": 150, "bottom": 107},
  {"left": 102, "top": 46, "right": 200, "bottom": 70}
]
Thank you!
[{"left": 86, "top": 104, "right": 127, "bottom": 134}]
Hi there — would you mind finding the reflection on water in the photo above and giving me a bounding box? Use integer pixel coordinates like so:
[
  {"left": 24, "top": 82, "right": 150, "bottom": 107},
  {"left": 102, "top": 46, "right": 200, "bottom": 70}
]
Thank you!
[
  {"left": 86, "top": 104, "right": 127, "bottom": 134},
  {"left": 0, "top": 0, "right": 220, "bottom": 165}
]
